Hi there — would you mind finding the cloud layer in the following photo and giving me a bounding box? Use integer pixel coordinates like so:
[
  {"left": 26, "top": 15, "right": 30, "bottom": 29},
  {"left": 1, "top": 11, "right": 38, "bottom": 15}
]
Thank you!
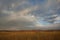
[{"left": 0, "top": 0, "right": 60, "bottom": 30}]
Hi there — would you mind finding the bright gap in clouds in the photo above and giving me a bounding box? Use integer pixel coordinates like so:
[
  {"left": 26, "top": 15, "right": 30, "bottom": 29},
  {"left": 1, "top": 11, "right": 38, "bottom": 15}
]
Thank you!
[{"left": 0, "top": 0, "right": 60, "bottom": 30}]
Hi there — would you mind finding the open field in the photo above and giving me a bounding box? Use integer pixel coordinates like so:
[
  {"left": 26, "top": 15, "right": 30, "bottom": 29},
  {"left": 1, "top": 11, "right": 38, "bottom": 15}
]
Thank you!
[{"left": 0, "top": 30, "right": 60, "bottom": 40}]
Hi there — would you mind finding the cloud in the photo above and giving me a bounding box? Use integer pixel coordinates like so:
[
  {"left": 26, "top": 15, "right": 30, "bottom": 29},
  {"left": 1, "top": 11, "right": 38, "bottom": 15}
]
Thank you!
[
  {"left": 35, "top": 23, "right": 60, "bottom": 30},
  {"left": 0, "top": 8, "right": 38, "bottom": 30},
  {"left": 0, "top": 0, "right": 60, "bottom": 30},
  {"left": 0, "top": 16, "right": 37, "bottom": 29}
]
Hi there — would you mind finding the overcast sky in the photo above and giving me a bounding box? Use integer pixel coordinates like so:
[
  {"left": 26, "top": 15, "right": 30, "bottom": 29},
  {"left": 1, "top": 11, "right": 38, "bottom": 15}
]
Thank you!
[{"left": 0, "top": 0, "right": 60, "bottom": 30}]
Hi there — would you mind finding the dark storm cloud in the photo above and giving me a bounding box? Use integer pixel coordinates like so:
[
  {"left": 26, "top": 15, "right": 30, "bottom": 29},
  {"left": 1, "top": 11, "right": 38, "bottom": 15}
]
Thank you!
[{"left": 0, "top": 17, "right": 35, "bottom": 30}]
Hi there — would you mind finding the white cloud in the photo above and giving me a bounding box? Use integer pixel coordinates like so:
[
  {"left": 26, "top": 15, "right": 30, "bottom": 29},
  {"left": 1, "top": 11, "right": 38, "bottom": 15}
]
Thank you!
[
  {"left": 55, "top": 16, "right": 60, "bottom": 20},
  {"left": 35, "top": 23, "right": 60, "bottom": 30},
  {"left": 57, "top": 0, "right": 60, "bottom": 2},
  {"left": 17, "top": 5, "right": 38, "bottom": 16},
  {"left": 11, "top": 1, "right": 28, "bottom": 8}
]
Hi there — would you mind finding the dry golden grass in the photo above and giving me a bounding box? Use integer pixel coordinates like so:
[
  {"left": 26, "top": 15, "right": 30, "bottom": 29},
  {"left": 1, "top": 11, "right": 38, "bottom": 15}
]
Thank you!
[{"left": 0, "top": 30, "right": 60, "bottom": 40}]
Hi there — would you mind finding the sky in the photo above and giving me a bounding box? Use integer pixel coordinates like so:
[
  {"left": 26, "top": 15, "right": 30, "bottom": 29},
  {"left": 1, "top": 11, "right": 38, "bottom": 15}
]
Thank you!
[{"left": 0, "top": 0, "right": 60, "bottom": 30}]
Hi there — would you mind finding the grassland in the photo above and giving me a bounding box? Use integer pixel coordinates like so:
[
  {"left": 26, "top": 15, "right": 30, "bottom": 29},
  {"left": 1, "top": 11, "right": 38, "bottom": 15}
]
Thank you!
[{"left": 0, "top": 30, "right": 60, "bottom": 40}]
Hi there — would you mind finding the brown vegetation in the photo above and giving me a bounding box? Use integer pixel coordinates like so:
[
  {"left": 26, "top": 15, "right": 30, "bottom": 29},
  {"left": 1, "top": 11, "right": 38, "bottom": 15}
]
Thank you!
[{"left": 0, "top": 30, "right": 60, "bottom": 40}]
